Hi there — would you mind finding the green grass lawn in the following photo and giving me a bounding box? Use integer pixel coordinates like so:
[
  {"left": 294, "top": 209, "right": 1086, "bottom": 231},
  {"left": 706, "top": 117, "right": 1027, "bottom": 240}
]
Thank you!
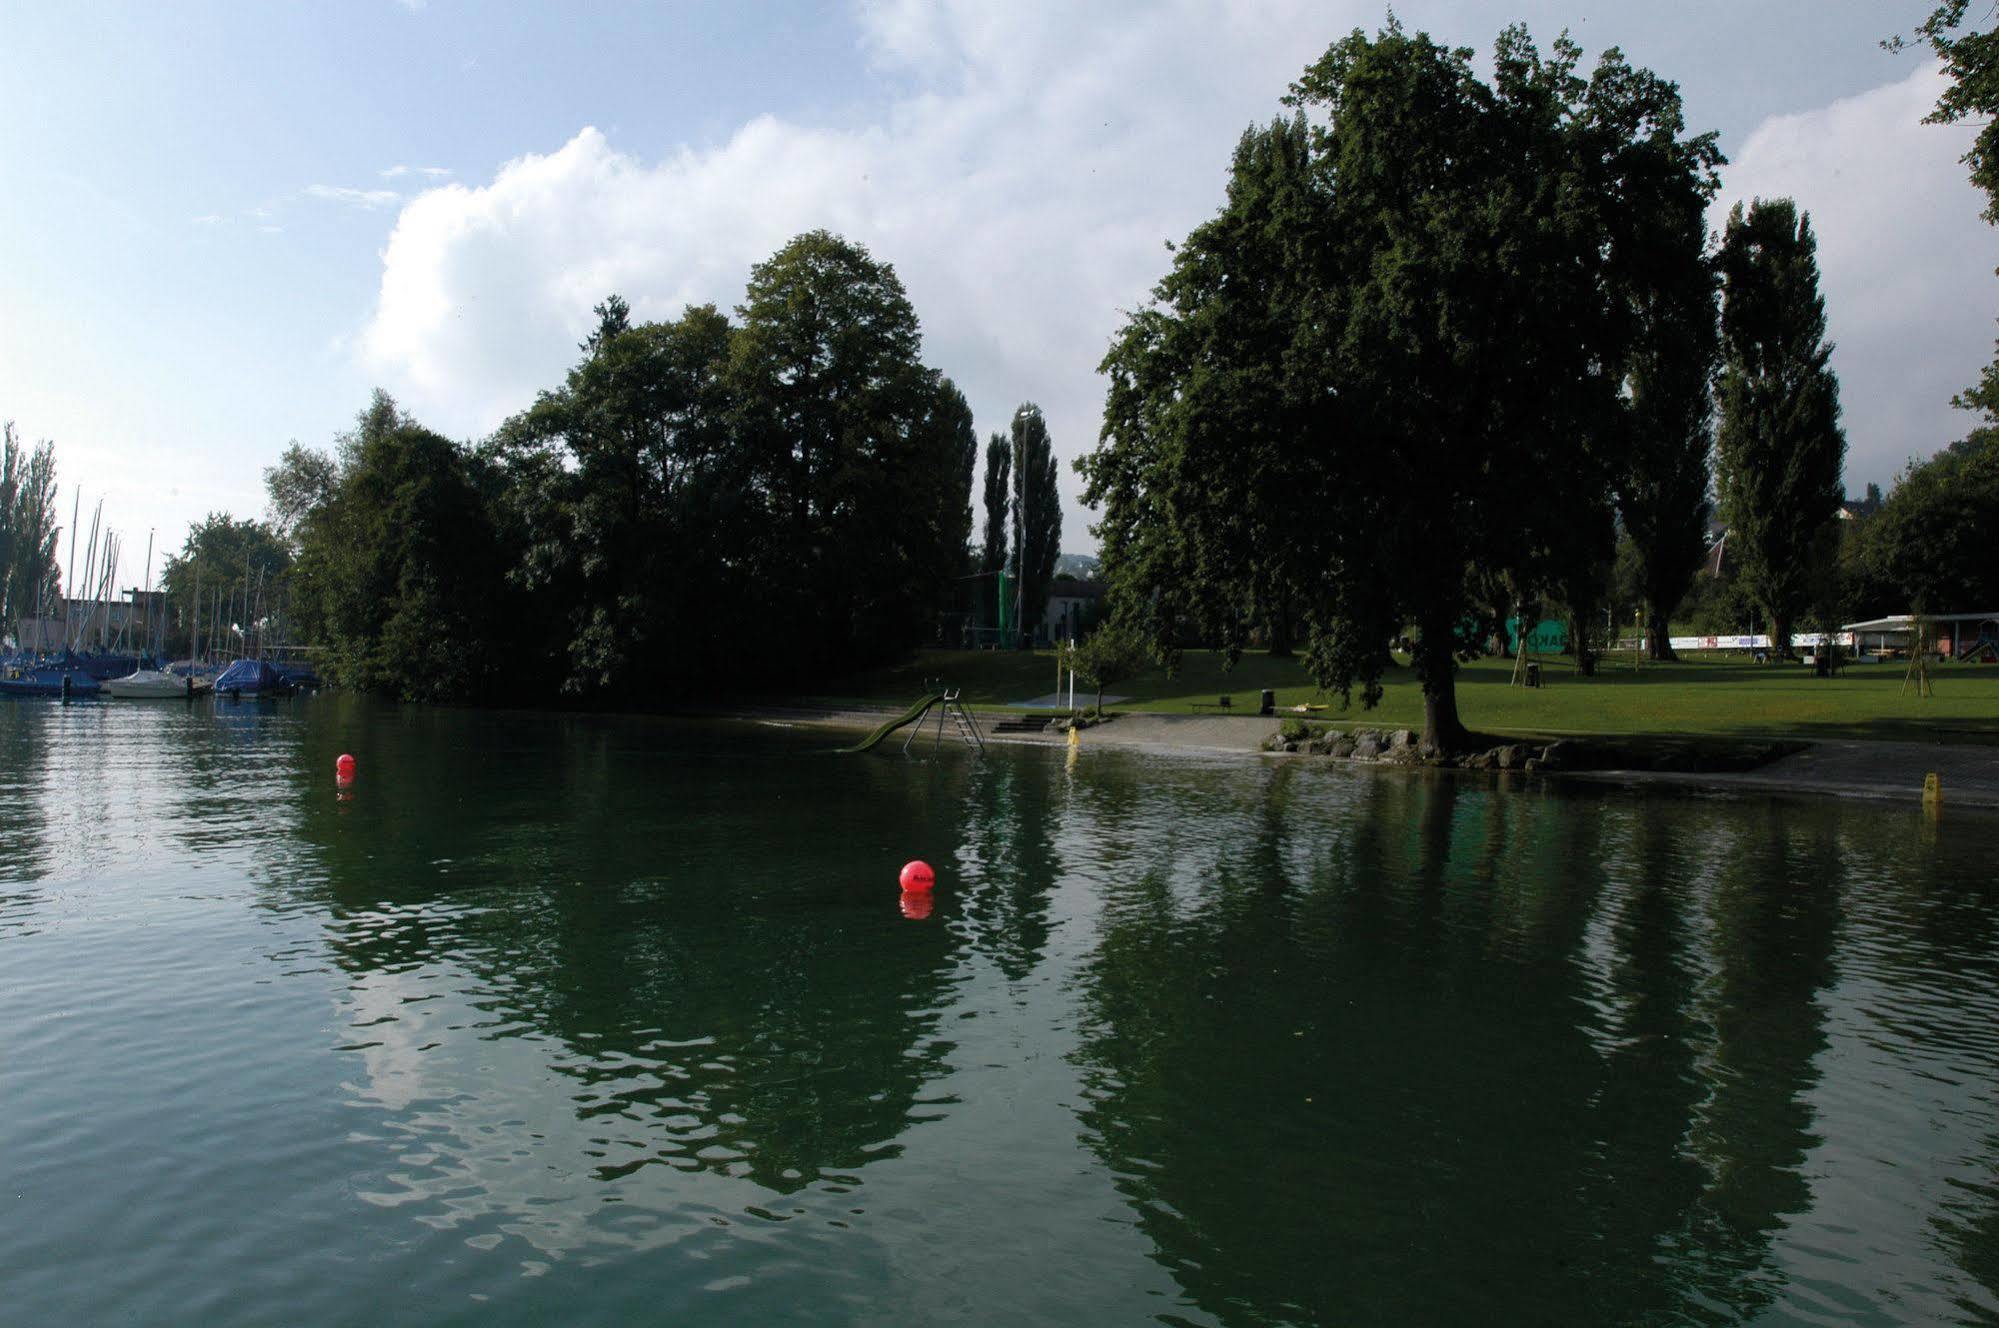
[{"left": 802, "top": 648, "right": 1999, "bottom": 745}]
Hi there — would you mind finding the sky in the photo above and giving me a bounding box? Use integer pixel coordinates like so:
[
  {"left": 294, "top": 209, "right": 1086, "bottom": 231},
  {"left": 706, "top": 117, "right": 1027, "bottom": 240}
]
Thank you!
[{"left": 3, "top": 0, "right": 1994, "bottom": 588}]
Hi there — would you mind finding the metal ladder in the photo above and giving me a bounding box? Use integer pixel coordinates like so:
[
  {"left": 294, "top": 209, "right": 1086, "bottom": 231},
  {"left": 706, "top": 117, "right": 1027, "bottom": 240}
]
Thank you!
[
  {"left": 944, "top": 691, "right": 984, "bottom": 751},
  {"left": 903, "top": 684, "right": 984, "bottom": 754}
]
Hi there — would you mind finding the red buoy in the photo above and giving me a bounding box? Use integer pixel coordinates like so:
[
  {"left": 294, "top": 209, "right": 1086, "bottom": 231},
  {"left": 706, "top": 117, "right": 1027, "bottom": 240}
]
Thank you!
[
  {"left": 335, "top": 753, "right": 357, "bottom": 784},
  {"left": 899, "top": 891, "right": 933, "bottom": 921},
  {"left": 899, "top": 860, "right": 935, "bottom": 893}
]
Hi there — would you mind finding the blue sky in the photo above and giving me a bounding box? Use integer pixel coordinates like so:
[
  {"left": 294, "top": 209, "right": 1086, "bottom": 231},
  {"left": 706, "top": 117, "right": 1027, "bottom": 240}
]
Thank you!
[{"left": 3, "top": 2, "right": 1992, "bottom": 587}]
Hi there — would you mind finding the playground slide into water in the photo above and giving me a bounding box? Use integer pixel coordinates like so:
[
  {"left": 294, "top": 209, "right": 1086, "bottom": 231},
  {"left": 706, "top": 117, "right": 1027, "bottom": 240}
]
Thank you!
[{"left": 835, "top": 694, "right": 942, "bottom": 754}]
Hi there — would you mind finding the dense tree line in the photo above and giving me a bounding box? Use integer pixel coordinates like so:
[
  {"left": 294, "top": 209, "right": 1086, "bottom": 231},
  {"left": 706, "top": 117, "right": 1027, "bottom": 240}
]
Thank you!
[
  {"left": 1842, "top": 434, "right": 1999, "bottom": 619},
  {"left": 274, "top": 231, "right": 985, "bottom": 703}
]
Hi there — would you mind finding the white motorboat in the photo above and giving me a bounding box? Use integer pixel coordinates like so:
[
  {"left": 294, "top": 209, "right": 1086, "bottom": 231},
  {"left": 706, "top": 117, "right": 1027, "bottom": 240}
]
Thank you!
[{"left": 103, "top": 668, "right": 205, "bottom": 699}]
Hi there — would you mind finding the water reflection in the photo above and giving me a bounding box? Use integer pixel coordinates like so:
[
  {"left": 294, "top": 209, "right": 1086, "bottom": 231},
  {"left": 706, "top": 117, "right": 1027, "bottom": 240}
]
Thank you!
[
  {"left": 276, "top": 710, "right": 969, "bottom": 1261},
  {"left": 9, "top": 695, "right": 1999, "bottom": 1325},
  {"left": 1061, "top": 768, "right": 1966, "bottom": 1324},
  {"left": 950, "top": 755, "right": 1058, "bottom": 980},
  {"left": 0, "top": 701, "right": 53, "bottom": 909}
]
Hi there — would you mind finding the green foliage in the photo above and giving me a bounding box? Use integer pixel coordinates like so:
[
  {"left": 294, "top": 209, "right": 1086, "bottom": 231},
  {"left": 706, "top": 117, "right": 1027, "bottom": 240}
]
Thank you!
[
  {"left": 1008, "top": 404, "right": 1061, "bottom": 640},
  {"left": 1611, "top": 129, "right": 1722, "bottom": 661},
  {"left": 930, "top": 376, "right": 979, "bottom": 572},
  {"left": 161, "top": 511, "right": 291, "bottom": 653},
  {"left": 492, "top": 301, "right": 737, "bottom": 696},
  {"left": 1715, "top": 199, "right": 1847, "bottom": 656},
  {"left": 289, "top": 392, "right": 509, "bottom": 701},
  {"left": 1903, "top": 3, "right": 1999, "bottom": 225},
  {"left": 0, "top": 423, "right": 60, "bottom": 632},
  {"left": 1278, "top": 716, "right": 1310, "bottom": 743},
  {"left": 280, "top": 232, "right": 980, "bottom": 705},
  {"left": 1848, "top": 433, "right": 1999, "bottom": 615},
  {"left": 1082, "top": 21, "right": 1719, "bottom": 753},
  {"left": 1061, "top": 622, "right": 1152, "bottom": 716},
  {"left": 980, "top": 432, "right": 1009, "bottom": 575},
  {"left": 263, "top": 442, "right": 338, "bottom": 547},
  {"left": 1897, "top": 5, "right": 1999, "bottom": 423},
  {"left": 728, "top": 230, "right": 970, "bottom": 676}
]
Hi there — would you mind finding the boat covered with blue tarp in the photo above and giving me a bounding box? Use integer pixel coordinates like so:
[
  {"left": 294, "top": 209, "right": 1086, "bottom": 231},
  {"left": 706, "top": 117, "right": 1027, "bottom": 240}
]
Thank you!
[{"left": 213, "top": 659, "right": 294, "bottom": 698}]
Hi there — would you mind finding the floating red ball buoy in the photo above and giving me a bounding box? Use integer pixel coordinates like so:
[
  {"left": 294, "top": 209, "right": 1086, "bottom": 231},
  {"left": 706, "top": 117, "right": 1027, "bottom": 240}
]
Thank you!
[
  {"left": 899, "top": 859, "right": 935, "bottom": 893},
  {"left": 335, "top": 753, "right": 356, "bottom": 783}
]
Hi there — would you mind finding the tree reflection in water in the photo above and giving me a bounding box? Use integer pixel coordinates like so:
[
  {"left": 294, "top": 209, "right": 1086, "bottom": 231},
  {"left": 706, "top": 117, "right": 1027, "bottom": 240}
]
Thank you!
[{"left": 1067, "top": 768, "right": 1869, "bottom": 1324}]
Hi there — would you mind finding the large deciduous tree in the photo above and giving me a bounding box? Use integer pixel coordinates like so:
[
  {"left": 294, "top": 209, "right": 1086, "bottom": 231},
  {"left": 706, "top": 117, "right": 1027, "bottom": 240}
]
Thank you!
[
  {"left": 289, "top": 391, "right": 509, "bottom": 701},
  {"left": 1714, "top": 199, "right": 1846, "bottom": 659},
  {"left": 1084, "top": 22, "right": 1715, "bottom": 754},
  {"left": 493, "top": 299, "right": 738, "bottom": 697},
  {"left": 728, "top": 230, "right": 963, "bottom": 673},
  {"left": 1008, "top": 403, "right": 1061, "bottom": 644}
]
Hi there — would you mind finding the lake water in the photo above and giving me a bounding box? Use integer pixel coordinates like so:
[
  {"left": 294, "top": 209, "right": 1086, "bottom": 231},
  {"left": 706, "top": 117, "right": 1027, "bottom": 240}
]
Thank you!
[{"left": 5, "top": 696, "right": 1999, "bottom": 1326}]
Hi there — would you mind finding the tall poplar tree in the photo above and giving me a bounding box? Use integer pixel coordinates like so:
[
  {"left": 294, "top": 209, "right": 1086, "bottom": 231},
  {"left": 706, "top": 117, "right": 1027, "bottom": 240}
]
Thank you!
[
  {"left": 979, "top": 433, "right": 1009, "bottom": 575},
  {"left": 0, "top": 424, "right": 61, "bottom": 633},
  {"left": 1009, "top": 403, "right": 1061, "bottom": 644},
  {"left": 926, "top": 375, "right": 978, "bottom": 571},
  {"left": 1601, "top": 78, "right": 1725, "bottom": 662},
  {"left": 1714, "top": 198, "right": 1846, "bottom": 658}
]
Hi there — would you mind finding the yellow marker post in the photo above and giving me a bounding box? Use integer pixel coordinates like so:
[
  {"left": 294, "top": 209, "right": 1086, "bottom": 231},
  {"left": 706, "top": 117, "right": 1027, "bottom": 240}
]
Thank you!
[
  {"left": 1068, "top": 724, "right": 1080, "bottom": 748},
  {"left": 1924, "top": 772, "right": 1942, "bottom": 816}
]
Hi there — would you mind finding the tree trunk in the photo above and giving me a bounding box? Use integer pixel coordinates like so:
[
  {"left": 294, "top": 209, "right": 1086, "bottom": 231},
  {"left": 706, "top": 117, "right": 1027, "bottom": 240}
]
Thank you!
[
  {"left": 1770, "top": 610, "right": 1793, "bottom": 661},
  {"left": 1267, "top": 602, "right": 1294, "bottom": 657},
  {"left": 1415, "top": 612, "right": 1470, "bottom": 757},
  {"left": 1646, "top": 606, "right": 1677, "bottom": 662},
  {"left": 1564, "top": 603, "right": 1597, "bottom": 678}
]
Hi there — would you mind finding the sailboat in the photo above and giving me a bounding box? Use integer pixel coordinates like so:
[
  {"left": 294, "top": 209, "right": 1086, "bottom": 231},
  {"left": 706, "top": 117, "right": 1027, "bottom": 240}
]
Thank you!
[
  {"left": 105, "top": 531, "right": 200, "bottom": 698},
  {"left": 105, "top": 668, "right": 204, "bottom": 698}
]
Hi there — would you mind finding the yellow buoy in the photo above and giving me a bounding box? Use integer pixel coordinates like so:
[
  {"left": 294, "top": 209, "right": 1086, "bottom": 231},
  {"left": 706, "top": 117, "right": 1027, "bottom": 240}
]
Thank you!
[{"left": 1924, "top": 772, "right": 1942, "bottom": 815}]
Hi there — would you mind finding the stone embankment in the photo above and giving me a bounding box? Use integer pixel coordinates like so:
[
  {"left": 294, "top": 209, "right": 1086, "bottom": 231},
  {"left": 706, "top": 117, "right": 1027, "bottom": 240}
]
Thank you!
[{"left": 1264, "top": 725, "right": 1805, "bottom": 776}]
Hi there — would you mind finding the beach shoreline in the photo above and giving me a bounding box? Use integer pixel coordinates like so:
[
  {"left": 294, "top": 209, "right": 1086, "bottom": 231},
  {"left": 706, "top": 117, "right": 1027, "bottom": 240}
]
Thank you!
[{"left": 718, "top": 702, "right": 1999, "bottom": 811}]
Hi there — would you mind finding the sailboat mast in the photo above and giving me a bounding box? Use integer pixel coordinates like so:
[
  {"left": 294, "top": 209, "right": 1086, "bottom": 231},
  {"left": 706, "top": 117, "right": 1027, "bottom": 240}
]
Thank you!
[{"left": 64, "top": 487, "right": 79, "bottom": 652}]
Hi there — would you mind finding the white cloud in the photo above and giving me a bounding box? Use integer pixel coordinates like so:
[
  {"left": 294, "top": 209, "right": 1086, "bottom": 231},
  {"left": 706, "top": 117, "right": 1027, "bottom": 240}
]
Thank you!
[
  {"left": 306, "top": 184, "right": 402, "bottom": 210},
  {"left": 191, "top": 213, "right": 224, "bottom": 225},
  {"left": 356, "top": 6, "right": 1999, "bottom": 543},
  {"left": 359, "top": 2, "right": 1344, "bottom": 538},
  {"left": 380, "top": 165, "right": 453, "bottom": 180},
  {"left": 1717, "top": 61, "right": 1999, "bottom": 485}
]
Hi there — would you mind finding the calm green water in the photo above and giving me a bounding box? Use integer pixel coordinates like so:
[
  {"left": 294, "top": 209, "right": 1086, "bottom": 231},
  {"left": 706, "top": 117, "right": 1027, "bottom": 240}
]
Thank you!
[{"left": 5, "top": 696, "right": 1999, "bottom": 1325}]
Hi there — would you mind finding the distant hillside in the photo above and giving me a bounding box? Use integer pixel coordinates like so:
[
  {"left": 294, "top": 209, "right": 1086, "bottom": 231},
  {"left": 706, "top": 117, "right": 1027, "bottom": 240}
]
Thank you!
[{"left": 1055, "top": 553, "right": 1100, "bottom": 578}]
